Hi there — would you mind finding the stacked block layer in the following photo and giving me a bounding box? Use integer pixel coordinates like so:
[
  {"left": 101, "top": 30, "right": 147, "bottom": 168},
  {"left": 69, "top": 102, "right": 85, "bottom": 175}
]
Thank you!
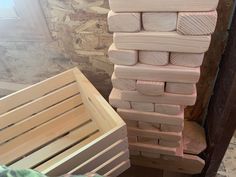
[{"left": 108, "top": 0, "right": 218, "bottom": 163}]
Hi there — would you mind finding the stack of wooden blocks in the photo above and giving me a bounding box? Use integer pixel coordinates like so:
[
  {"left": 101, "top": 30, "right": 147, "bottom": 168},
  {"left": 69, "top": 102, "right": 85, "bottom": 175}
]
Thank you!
[{"left": 108, "top": 0, "right": 219, "bottom": 170}]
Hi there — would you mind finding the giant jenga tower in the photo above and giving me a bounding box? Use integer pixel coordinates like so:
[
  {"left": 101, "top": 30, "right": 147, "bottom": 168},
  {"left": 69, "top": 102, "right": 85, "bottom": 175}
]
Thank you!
[{"left": 108, "top": 0, "right": 219, "bottom": 173}]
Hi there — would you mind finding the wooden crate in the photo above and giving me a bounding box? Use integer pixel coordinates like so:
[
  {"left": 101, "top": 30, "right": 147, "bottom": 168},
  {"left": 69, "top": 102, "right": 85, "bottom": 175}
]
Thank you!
[{"left": 0, "top": 68, "right": 130, "bottom": 177}]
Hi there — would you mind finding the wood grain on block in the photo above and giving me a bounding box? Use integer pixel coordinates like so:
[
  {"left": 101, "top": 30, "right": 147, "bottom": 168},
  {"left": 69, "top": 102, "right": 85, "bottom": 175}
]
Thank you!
[
  {"left": 138, "top": 136, "right": 158, "bottom": 145},
  {"left": 114, "top": 64, "right": 200, "bottom": 84},
  {"left": 136, "top": 80, "right": 165, "bottom": 96},
  {"left": 138, "top": 121, "right": 160, "bottom": 130},
  {"left": 161, "top": 123, "right": 184, "bottom": 133},
  {"left": 131, "top": 102, "right": 154, "bottom": 112},
  {"left": 177, "top": 11, "right": 218, "bottom": 35},
  {"left": 155, "top": 104, "right": 182, "bottom": 115},
  {"left": 108, "top": 44, "right": 138, "bottom": 66},
  {"left": 109, "top": 88, "right": 130, "bottom": 109},
  {"left": 108, "top": 11, "right": 141, "bottom": 32},
  {"left": 120, "top": 90, "right": 197, "bottom": 106},
  {"left": 159, "top": 139, "right": 181, "bottom": 148},
  {"left": 183, "top": 121, "right": 207, "bottom": 155},
  {"left": 139, "top": 51, "right": 169, "bottom": 66},
  {"left": 142, "top": 13, "right": 177, "bottom": 32},
  {"left": 170, "top": 52, "right": 205, "bottom": 67},
  {"left": 111, "top": 73, "right": 136, "bottom": 91},
  {"left": 166, "top": 82, "right": 196, "bottom": 95},
  {"left": 114, "top": 32, "right": 211, "bottom": 53},
  {"left": 117, "top": 108, "right": 184, "bottom": 126},
  {"left": 109, "top": 0, "right": 219, "bottom": 12},
  {"left": 141, "top": 152, "right": 160, "bottom": 159}
]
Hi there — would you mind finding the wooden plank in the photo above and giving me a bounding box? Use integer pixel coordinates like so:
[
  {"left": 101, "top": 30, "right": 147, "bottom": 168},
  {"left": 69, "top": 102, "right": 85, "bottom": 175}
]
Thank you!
[
  {"left": 109, "top": 89, "right": 131, "bottom": 109},
  {"left": 0, "top": 105, "right": 90, "bottom": 165},
  {"left": 139, "top": 51, "right": 169, "bottom": 66},
  {"left": 35, "top": 126, "right": 127, "bottom": 176},
  {"left": 166, "top": 83, "right": 196, "bottom": 95},
  {"left": 104, "top": 160, "right": 131, "bottom": 177},
  {"left": 114, "top": 32, "right": 211, "bottom": 53},
  {"left": 10, "top": 121, "right": 98, "bottom": 169},
  {"left": 0, "top": 69, "right": 75, "bottom": 114},
  {"left": 69, "top": 138, "right": 128, "bottom": 174},
  {"left": 117, "top": 108, "right": 184, "bottom": 126},
  {"left": 128, "top": 127, "right": 182, "bottom": 141},
  {"left": 109, "top": 0, "right": 219, "bottom": 12},
  {"left": 112, "top": 73, "right": 136, "bottom": 91},
  {"left": 108, "top": 11, "right": 141, "bottom": 32},
  {"left": 177, "top": 11, "right": 218, "bottom": 35},
  {"left": 155, "top": 104, "right": 182, "bottom": 115},
  {"left": 131, "top": 154, "right": 205, "bottom": 174},
  {"left": 131, "top": 102, "right": 154, "bottom": 112},
  {"left": 136, "top": 80, "right": 165, "bottom": 96},
  {"left": 120, "top": 90, "right": 197, "bottom": 106},
  {"left": 108, "top": 44, "right": 138, "bottom": 66},
  {"left": 142, "top": 13, "right": 177, "bottom": 32},
  {"left": 0, "top": 82, "right": 79, "bottom": 129},
  {"left": 114, "top": 64, "right": 200, "bottom": 84},
  {"left": 0, "top": 95, "right": 82, "bottom": 144},
  {"left": 170, "top": 53, "right": 205, "bottom": 68}
]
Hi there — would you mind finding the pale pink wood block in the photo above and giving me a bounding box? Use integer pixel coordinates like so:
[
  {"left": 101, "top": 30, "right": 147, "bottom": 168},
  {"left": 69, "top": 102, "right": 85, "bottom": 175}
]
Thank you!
[
  {"left": 138, "top": 121, "right": 160, "bottom": 130},
  {"left": 141, "top": 152, "right": 161, "bottom": 159},
  {"left": 136, "top": 80, "right": 165, "bottom": 96},
  {"left": 159, "top": 139, "right": 181, "bottom": 148},
  {"left": 138, "top": 136, "right": 158, "bottom": 145},
  {"left": 114, "top": 64, "right": 200, "bottom": 84},
  {"left": 109, "top": 88, "right": 131, "bottom": 109},
  {"left": 177, "top": 11, "right": 218, "bottom": 35},
  {"left": 120, "top": 90, "right": 197, "bottom": 106},
  {"left": 117, "top": 108, "right": 184, "bottom": 126},
  {"left": 111, "top": 73, "right": 136, "bottom": 91},
  {"left": 155, "top": 104, "right": 183, "bottom": 115},
  {"left": 139, "top": 51, "right": 169, "bottom": 66},
  {"left": 166, "top": 82, "right": 196, "bottom": 95},
  {"left": 161, "top": 123, "right": 184, "bottom": 133},
  {"left": 109, "top": 0, "right": 219, "bottom": 12},
  {"left": 170, "top": 52, "right": 205, "bottom": 68},
  {"left": 142, "top": 13, "right": 177, "bottom": 32},
  {"left": 114, "top": 32, "right": 211, "bottom": 53},
  {"left": 108, "top": 11, "right": 141, "bottom": 32},
  {"left": 108, "top": 44, "right": 138, "bottom": 66},
  {"left": 131, "top": 102, "right": 154, "bottom": 112}
]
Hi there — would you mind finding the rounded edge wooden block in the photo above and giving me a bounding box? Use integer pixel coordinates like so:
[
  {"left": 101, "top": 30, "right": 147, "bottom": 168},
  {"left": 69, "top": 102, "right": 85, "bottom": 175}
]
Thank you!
[
  {"left": 109, "top": 88, "right": 131, "bottom": 109},
  {"left": 166, "top": 83, "right": 196, "bottom": 95},
  {"left": 155, "top": 104, "right": 182, "bottom": 115},
  {"left": 136, "top": 80, "right": 165, "bottom": 96},
  {"left": 111, "top": 73, "right": 136, "bottom": 91},
  {"left": 131, "top": 102, "right": 154, "bottom": 112},
  {"left": 139, "top": 51, "right": 169, "bottom": 66}
]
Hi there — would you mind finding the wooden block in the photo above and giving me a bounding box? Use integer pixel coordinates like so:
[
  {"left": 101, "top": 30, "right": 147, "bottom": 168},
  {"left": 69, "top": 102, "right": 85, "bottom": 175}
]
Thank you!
[
  {"left": 142, "top": 13, "right": 177, "bottom": 32},
  {"left": 141, "top": 152, "right": 160, "bottom": 159},
  {"left": 108, "top": 44, "right": 138, "bottom": 66},
  {"left": 114, "top": 32, "right": 211, "bottom": 53},
  {"left": 161, "top": 123, "right": 184, "bottom": 133},
  {"left": 109, "top": 88, "right": 131, "bottom": 109},
  {"left": 177, "top": 11, "right": 218, "bottom": 35},
  {"left": 111, "top": 73, "right": 136, "bottom": 91},
  {"left": 128, "top": 136, "right": 137, "bottom": 143},
  {"left": 108, "top": 11, "right": 141, "bottom": 32},
  {"left": 120, "top": 90, "right": 197, "bottom": 106},
  {"left": 170, "top": 52, "right": 205, "bottom": 68},
  {"left": 155, "top": 104, "right": 182, "bottom": 115},
  {"left": 166, "top": 83, "right": 196, "bottom": 95},
  {"left": 138, "top": 136, "right": 158, "bottom": 145},
  {"left": 183, "top": 121, "right": 207, "bottom": 155},
  {"left": 124, "top": 120, "right": 138, "bottom": 128},
  {"left": 139, "top": 51, "right": 169, "bottom": 66},
  {"left": 114, "top": 64, "right": 200, "bottom": 84},
  {"left": 136, "top": 80, "right": 165, "bottom": 96},
  {"left": 159, "top": 139, "right": 181, "bottom": 148},
  {"left": 109, "top": 0, "right": 219, "bottom": 12},
  {"left": 138, "top": 121, "right": 160, "bottom": 130},
  {"left": 117, "top": 108, "right": 184, "bottom": 126},
  {"left": 130, "top": 150, "right": 140, "bottom": 156},
  {"left": 131, "top": 102, "right": 154, "bottom": 112}
]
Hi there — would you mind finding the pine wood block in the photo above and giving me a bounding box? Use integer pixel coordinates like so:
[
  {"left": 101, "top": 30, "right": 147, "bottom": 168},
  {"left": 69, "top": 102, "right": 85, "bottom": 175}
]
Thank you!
[
  {"left": 108, "top": 44, "right": 138, "bottom": 66},
  {"left": 159, "top": 139, "right": 181, "bottom": 148},
  {"left": 139, "top": 51, "right": 169, "bottom": 66},
  {"left": 120, "top": 90, "right": 197, "bottom": 106},
  {"left": 114, "top": 64, "right": 200, "bottom": 84},
  {"left": 142, "top": 13, "right": 177, "bottom": 32},
  {"left": 109, "top": 0, "right": 219, "bottom": 12},
  {"left": 131, "top": 102, "right": 154, "bottom": 112},
  {"left": 108, "top": 11, "right": 141, "bottom": 32},
  {"left": 114, "top": 32, "right": 211, "bottom": 53},
  {"left": 170, "top": 52, "right": 205, "bottom": 68},
  {"left": 177, "top": 11, "right": 218, "bottom": 35},
  {"left": 111, "top": 73, "right": 136, "bottom": 91},
  {"left": 166, "top": 83, "right": 196, "bottom": 95},
  {"left": 155, "top": 104, "right": 182, "bottom": 115},
  {"left": 141, "top": 152, "right": 161, "bottom": 159},
  {"left": 138, "top": 121, "right": 160, "bottom": 130},
  {"left": 117, "top": 108, "right": 184, "bottom": 126},
  {"left": 136, "top": 80, "right": 165, "bottom": 96},
  {"left": 161, "top": 123, "right": 184, "bottom": 133},
  {"left": 109, "top": 88, "right": 131, "bottom": 109},
  {"left": 138, "top": 136, "right": 158, "bottom": 145}
]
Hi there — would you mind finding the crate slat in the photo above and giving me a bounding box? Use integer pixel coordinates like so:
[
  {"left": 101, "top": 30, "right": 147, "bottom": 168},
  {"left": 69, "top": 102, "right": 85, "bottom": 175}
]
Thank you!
[{"left": 104, "top": 160, "right": 131, "bottom": 177}]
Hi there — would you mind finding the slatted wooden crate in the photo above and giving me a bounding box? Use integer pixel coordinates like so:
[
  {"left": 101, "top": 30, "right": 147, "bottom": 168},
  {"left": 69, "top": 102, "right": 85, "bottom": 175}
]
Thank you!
[{"left": 0, "top": 68, "right": 130, "bottom": 177}]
